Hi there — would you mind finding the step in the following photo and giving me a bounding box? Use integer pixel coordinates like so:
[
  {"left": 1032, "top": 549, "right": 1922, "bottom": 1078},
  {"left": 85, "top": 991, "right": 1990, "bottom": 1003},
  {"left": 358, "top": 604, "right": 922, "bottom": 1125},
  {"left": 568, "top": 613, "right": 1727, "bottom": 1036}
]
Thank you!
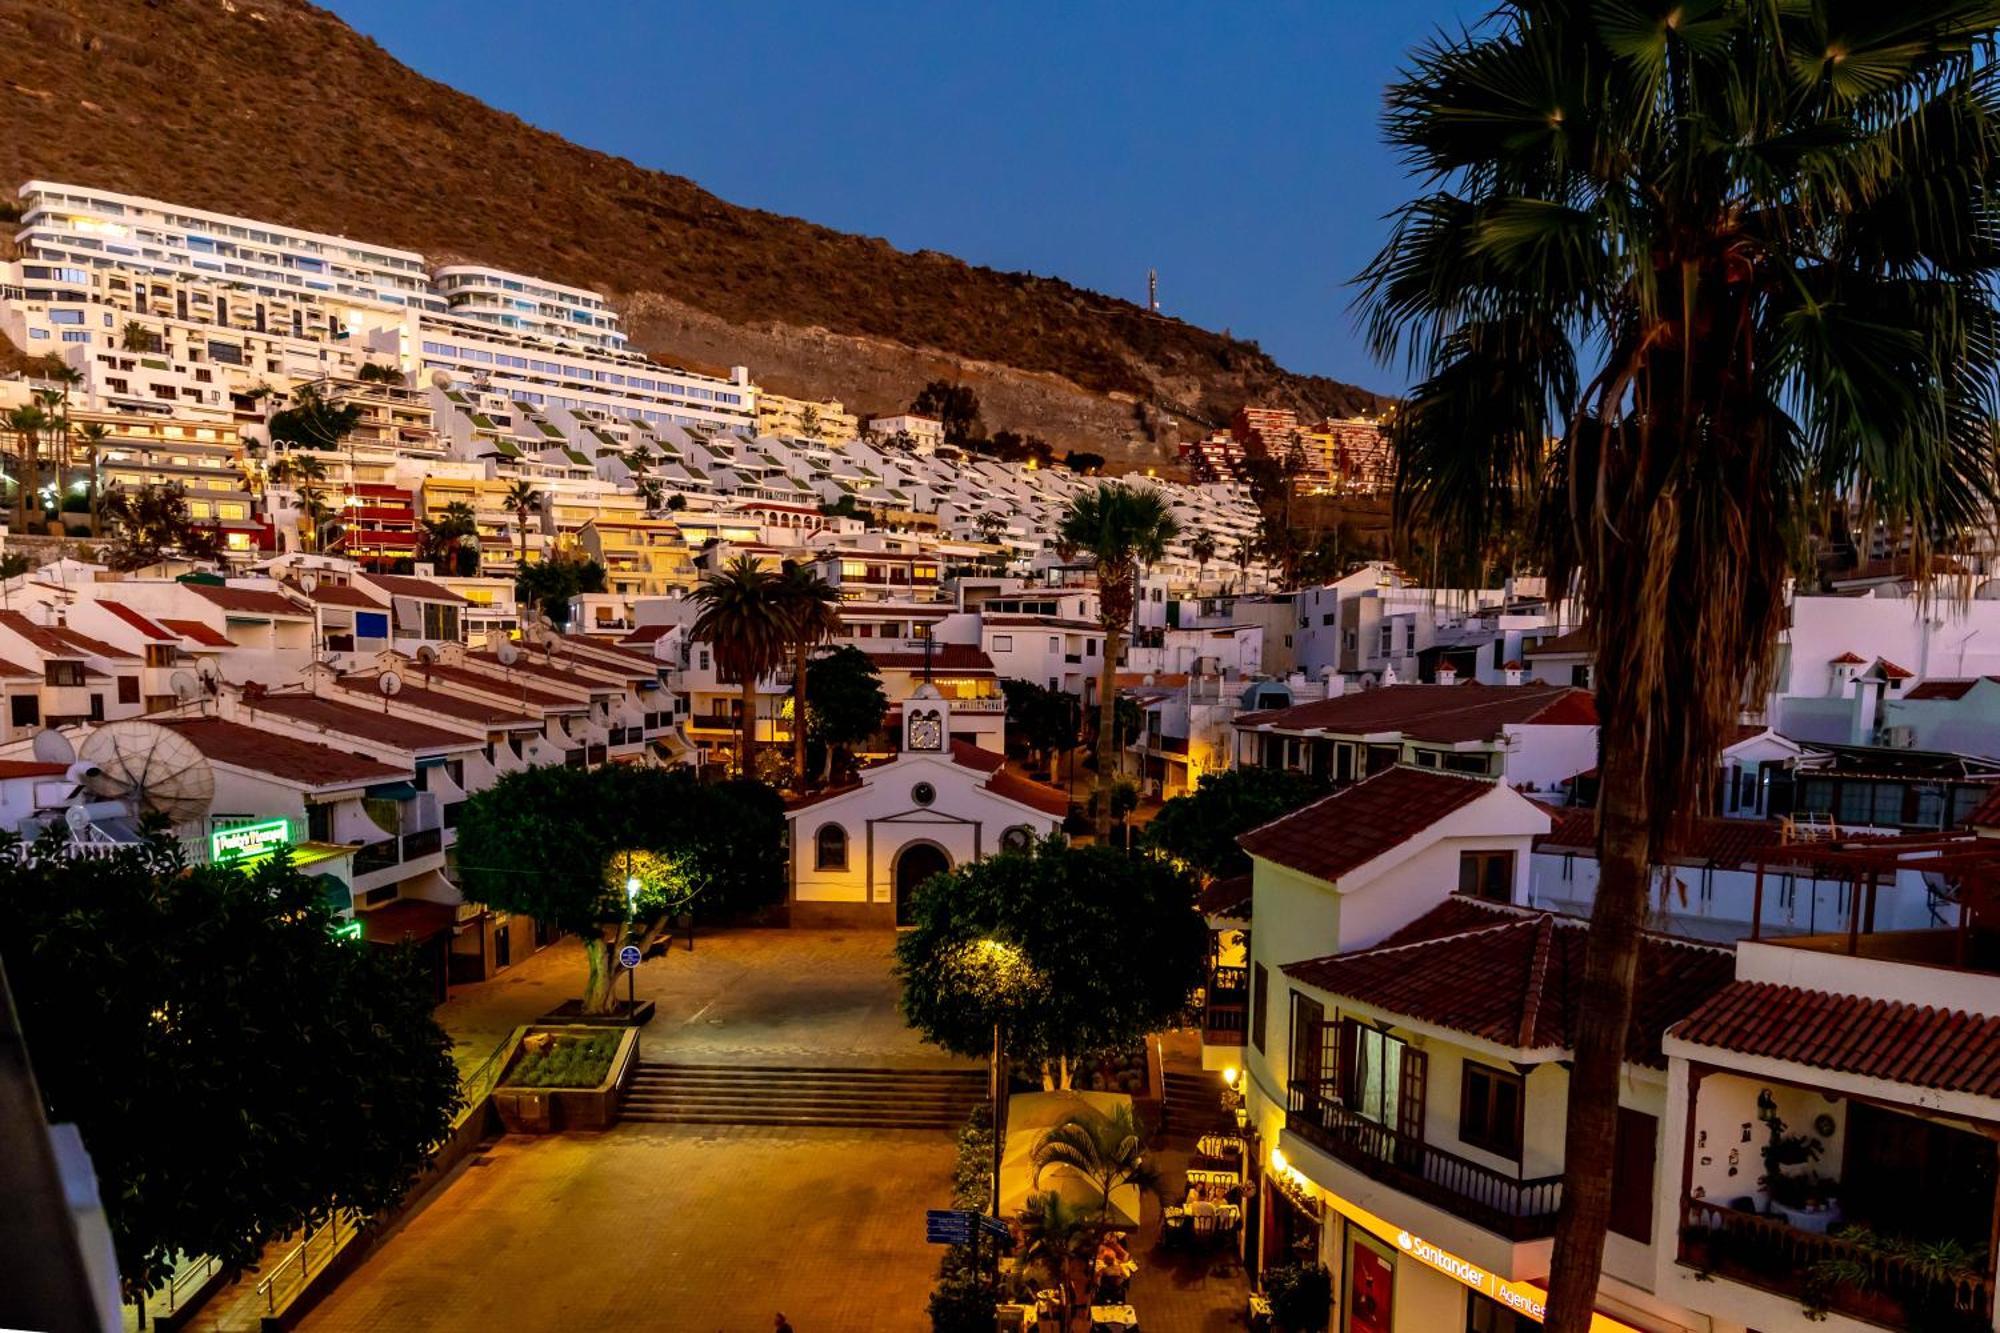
[{"left": 621, "top": 1110, "right": 968, "bottom": 1128}]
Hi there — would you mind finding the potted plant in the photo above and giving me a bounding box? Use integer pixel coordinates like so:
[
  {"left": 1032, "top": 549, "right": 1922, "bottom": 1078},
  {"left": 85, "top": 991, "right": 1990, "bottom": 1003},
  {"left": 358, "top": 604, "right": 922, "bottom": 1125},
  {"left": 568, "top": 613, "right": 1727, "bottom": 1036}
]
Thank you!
[{"left": 1263, "top": 1262, "right": 1334, "bottom": 1332}]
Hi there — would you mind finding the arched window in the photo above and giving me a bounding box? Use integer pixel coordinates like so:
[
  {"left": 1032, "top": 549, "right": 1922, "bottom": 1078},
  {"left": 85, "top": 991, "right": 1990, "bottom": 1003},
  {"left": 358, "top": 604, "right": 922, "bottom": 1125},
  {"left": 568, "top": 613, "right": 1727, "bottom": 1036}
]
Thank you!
[
  {"left": 1000, "top": 825, "right": 1035, "bottom": 854},
  {"left": 815, "top": 823, "right": 848, "bottom": 871}
]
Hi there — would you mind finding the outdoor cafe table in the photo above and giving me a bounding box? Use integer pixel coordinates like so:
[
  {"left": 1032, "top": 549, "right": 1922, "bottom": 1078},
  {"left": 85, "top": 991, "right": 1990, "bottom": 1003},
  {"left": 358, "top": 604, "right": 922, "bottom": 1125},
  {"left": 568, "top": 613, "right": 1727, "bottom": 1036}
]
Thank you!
[{"left": 1089, "top": 1305, "right": 1138, "bottom": 1330}]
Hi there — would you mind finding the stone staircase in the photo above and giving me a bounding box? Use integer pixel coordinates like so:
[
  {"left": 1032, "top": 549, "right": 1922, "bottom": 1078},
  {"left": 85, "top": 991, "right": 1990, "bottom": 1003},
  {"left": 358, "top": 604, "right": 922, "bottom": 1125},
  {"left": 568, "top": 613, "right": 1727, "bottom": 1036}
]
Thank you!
[
  {"left": 1160, "top": 1068, "right": 1234, "bottom": 1140},
  {"left": 622, "top": 1062, "right": 986, "bottom": 1130}
]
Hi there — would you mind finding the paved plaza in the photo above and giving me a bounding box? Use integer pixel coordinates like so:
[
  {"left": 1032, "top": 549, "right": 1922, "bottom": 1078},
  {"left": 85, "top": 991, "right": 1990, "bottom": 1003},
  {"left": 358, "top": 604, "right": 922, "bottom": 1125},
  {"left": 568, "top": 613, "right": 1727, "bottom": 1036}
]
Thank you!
[{"left": 295, "top": 928, "right": 1246, "bottom": 1332}]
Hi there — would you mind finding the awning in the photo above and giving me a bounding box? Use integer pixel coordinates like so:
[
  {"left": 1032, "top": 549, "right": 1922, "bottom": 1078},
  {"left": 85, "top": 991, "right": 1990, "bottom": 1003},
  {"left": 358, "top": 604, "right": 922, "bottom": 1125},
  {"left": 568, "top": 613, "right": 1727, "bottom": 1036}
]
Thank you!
[
  {"left": 358, "top": 898, "right": 458, "bottom": 945},
  {"left": 415, "top": 755, "right": 449, "bottom": 770},
  {"left": 365, "top": 781, "right": 419, "bottom": 800}
]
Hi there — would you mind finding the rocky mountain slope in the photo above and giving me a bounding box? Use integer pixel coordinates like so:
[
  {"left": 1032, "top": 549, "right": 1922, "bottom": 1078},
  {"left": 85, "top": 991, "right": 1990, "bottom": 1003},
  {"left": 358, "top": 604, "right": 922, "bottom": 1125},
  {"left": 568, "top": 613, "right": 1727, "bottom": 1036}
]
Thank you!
[{"left": 0, "top": 0, "right": 1383, "bottom": 462}]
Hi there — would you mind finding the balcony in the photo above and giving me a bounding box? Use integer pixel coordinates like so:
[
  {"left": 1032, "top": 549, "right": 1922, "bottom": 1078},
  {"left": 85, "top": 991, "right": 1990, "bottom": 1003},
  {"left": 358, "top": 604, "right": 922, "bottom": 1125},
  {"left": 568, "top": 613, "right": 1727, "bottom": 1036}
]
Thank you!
[
  {"left": 1202, "top": 964, "right": 1248, "bottom": 1047},
  {"left": 402, "top": 828, "right": 443, "bottom": 861},
  {"left": 1286, "top": 1085, "right": 1563, "bottom": 1240},
  {"left": 352, "top": 839, "right": 399, "bottom": 876},
  {"left": 1681, "top": 1196, "right": 1994, "bottom": 1330}
]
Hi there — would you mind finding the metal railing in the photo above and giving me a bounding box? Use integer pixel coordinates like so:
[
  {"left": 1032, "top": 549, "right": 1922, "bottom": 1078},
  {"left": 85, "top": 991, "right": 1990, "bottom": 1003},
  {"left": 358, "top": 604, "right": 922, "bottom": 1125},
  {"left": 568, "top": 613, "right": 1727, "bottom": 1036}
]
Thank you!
[
  {"left": 352, "top": 839, "right": 399, "bottom": 876},
  {"left": 1681, "top": 1196, "right": 1995, "bottom": 1327},
  {"left": 402, "top": 828, "right": 442, "bottom": 860},
  {"left": 1286, "top": 1086, "right": 1563, "bottom": 1240},
  {"left": 254, "top": 1210, "right": 352, "bottom": 1316}
]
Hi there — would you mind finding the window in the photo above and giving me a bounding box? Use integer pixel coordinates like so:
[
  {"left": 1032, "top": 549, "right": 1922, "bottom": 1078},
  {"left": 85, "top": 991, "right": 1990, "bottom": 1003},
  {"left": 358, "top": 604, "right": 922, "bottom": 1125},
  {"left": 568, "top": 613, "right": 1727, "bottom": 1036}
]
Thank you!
[
  {"left": 1251, "top": 962, "right": 1269, "bottom": 1053},
  {"left": 1458, "top": 850, "right": 1516, "bottom": 903},
  {"left": 1459, "top": 1061, "right": 1525, "bottom": 1160},
  {"left": 814, "top": 823, "right": 848, "bottom": 871},
  {"left": 1000, "top": 825, "right": 1034, "bottom": 853},
  {"left": 10, "top": 694, "right": 39, "bottom": 727},
  {"left": 1289, "top": 992, "right": 1326, "bottom": 1088},
  {"left": 45, "top": 661, "right": 85, "bottom": 687},
  {"left": 911, "top": 781, "right": 937, "bottom": 807},
  {"left": 1342, "top": 1022, "right": 1409, "bottom": 1127},
  {"left": 116, "top": 676, "right": 139, "bottom": 705},
  {"left": 1608, "top": 1107, "right": 1658, "bottom": 1243}
]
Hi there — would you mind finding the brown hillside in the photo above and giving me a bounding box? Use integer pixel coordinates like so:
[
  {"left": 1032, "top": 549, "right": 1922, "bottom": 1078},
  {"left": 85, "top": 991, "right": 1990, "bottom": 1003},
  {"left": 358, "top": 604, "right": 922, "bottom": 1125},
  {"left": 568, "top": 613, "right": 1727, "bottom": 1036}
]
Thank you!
[{"left": 0, "top": 0, "right": 1383, "bottom": 460}]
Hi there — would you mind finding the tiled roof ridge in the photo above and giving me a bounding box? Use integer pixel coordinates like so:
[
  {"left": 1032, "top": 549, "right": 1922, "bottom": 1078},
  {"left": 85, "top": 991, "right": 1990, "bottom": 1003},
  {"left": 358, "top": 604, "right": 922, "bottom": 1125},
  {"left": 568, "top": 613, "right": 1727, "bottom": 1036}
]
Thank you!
[
  {"left": 1236, "top": 764, "right": 1497, "bottom": 842},
  {"left": 1285, "top": 912, "right": 1549, "bottom": 976},
  {"left": 1515, "top": 916, "right": 1559, "bottom": 1049},
  {"left": 1678, "top": 980, "right": 1996, "bottom": 1032},
  {"left": 1245, "top": 683, "right": 1572, "bottom": 728}
]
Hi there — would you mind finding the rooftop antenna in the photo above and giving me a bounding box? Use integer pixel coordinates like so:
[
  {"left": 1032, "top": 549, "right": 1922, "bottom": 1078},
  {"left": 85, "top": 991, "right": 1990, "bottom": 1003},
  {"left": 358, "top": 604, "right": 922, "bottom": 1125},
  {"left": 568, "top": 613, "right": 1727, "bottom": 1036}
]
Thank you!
[{"left": 1147, "top": 268, "right": 1159, "bottom": 313}]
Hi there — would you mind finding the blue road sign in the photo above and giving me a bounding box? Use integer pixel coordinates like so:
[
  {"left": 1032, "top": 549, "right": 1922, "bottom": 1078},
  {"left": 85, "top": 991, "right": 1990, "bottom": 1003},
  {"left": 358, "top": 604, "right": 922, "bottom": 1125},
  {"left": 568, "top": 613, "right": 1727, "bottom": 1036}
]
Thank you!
[
  {"left": 976, "top": 1214, "right": 1011, "bottom": 1241},
  {"left": 925, "top": 1209, "right": 976, "bottom": 1245},
  {"left": 617, "top": 944, "right": 643, "bottom": 969}
]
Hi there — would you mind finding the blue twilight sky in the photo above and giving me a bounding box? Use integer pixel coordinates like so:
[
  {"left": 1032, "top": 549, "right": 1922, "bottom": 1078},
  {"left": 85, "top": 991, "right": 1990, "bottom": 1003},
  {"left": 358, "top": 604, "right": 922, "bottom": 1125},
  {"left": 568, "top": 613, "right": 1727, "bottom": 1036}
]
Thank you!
[{"left": 324, "top": 1, "right": 1483, "bottom": 395}]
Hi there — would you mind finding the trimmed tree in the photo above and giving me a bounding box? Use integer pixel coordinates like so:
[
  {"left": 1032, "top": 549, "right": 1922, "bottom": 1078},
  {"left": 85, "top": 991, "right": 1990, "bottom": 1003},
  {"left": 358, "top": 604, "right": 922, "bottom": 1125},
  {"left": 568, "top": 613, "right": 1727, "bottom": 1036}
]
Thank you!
[
  {"left": 1144, "top": 766, "right": 1328, "bottom": 881},
  {"left": 0, "top": 834, "right": 461, "bottom": 1299},
  {"left": 895, "top": 836, "right": 1207, "bottom": 1089},
  {"left": 455, "top": 765, "right": 785, "bottom": 1013},
  {"left": 803, "top": 643, "right": 889, "bottom": 781}
]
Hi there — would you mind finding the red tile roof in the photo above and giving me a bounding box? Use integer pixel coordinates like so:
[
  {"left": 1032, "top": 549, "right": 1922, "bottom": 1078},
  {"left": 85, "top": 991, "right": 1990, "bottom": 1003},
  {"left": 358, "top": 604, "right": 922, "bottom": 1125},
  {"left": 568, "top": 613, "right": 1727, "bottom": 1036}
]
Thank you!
[
  {"left": 866, "top": 643, "right": 996, "bottom": 673},
  {"left": 0, "top": 610, "right": 138, "bottom": 660},
  {"left": 286, "top": 579, "right": 386, "bottom": 609},
  {"left": 159, "top": 717, "right": 407, "bottom": 787},
  {"left": 1525, "top": 628, "right": 1594, "bottom": 657},
  {"left": 185, "top": 584, "right": 310, "bottom": 617},
  {"left": 1537, "top": 811, "right": 1893, "bottom": 868},
  {"left": 1286, "top": 900, "right": 1734, "bottom": 1065},
  {"left": 620, "top": 625, "right": 673, "bottom": 646},
  {"left": 0, "top": 759, "right": 69, "bottom": 780},
  {"left": 1237, "top": 683, "right": 1596, "bottom": 743},
  {"left": 1829, "top": 651, "right": 1869, "bottom": 665},
  {"left": 242, "top": 694, "right": 481, "bottom": 751},
  {"left": 96, "top": 601, "right": 178, "bottom": 641},
  {"left": 981, "top": 615, "right": 1103, "bottom": 632},
  {"left": 1199, "top": 874, "right": 1253, "bottom": 920},
  {"left": 1872, "top": 658, "right": 1914, "bottom": 681},
  {"left": 331, "top": 674, "right": 539, "bottom": 729},
  {"left": 362, "top": 574, "right": 468, "bottom": 604},
  {"left": 554, "top": 633, "right": 661, "bottom": 669},
  {"left": 418, "top": 662, "right": 584, "bottom": 710},
  {"left": 465, "top": 651, "right": 607, "bottom": 691},
  {"left": 1670, "top": 981, "right": 2000, "bottom": 1096},
  {"left": 1238, "top": 766, "right": 1500, "bottom": 882},
  {"left": 948, "top": 740, "right": 1005, "bottom": 773},
  {"left": 158, "top": 618, "right": 232, "bottom": 648},
  {"left": 1903, "top": 678, "right": 1997, "bottom": 702},
  {"left": 984, "top": 766, "right": 1071, "bottom": 817}
]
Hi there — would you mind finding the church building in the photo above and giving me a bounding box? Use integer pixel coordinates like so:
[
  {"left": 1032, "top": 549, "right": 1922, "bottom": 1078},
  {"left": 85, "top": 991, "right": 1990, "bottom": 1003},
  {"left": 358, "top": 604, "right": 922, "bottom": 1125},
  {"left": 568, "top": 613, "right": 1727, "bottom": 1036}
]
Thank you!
[{"left": 785, "top": 685, "right": 1069, "bottom": 926}]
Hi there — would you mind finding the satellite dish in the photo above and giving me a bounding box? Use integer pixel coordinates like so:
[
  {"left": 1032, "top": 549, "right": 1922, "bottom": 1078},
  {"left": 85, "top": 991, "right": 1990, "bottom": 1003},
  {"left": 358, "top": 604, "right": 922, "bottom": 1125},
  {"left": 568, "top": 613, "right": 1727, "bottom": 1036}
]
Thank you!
[
  {"left": 77, "top": 721, "right": 216, "bottom": 825},
  {"left": 378, "top": 671, "right": 403, "bottom": 697},
  {"left": 414, "top": 645, "right": 438, "bottom": 666},
  {"left": 64, "top": 805, "right": 91, "bottom": 834},
  {"left": 496, "top": 641, "right": 521, "bottom": 666},
  {"left": 31, "top": 728, "right": 75, "bottom": 766},
  {"left": 429, "top": 368, "right": 454, "bottom": 390},
  {"left": 169, "top": 671, "right": 201, "bottom": 703},
  {"left": 299, "top": 571, "right": 320, "bottom": 595},
  {"left": 196, "top": 659, "right": 221, "bottom": 685}
]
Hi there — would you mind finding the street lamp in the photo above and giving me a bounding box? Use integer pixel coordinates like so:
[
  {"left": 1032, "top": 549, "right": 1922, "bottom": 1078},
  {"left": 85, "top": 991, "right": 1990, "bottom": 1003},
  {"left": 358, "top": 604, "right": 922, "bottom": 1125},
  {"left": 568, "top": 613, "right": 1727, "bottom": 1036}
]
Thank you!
[{"left": 967, "top": 937, "right": 1029, "bottom": 1261}]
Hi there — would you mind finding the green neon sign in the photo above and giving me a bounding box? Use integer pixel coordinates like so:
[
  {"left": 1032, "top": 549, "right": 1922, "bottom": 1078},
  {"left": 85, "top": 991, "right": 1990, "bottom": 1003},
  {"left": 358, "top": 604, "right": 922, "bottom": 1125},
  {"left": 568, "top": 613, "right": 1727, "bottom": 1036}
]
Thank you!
[
  {"left": 330, "top": 918, "right": 364, "bottom": 942},
  {"left": 210, "top": 818, "right": 291, "bottom": 864}
]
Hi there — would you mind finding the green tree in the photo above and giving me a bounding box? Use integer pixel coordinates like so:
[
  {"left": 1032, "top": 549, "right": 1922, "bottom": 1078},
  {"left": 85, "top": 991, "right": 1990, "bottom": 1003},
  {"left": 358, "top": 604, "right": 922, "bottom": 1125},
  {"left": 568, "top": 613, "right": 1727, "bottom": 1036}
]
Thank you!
[
  {"left": 0, "top": 834, "right": 460, "bottom": 1298},
  {"left": 456, "top": 766, "right": 784, "bottom": 1013},
  {"left": 1361, "top": 10, "right": 2000, "bottom": 1325},
  {"left": 295, "top": 484, "right": 337, "bottom": 555},
  {"left": 1031, "top": 1102, "right": 1159, "bottom": 1222},
  {"left": 803, "top": 644, "right": 889, "bottom": 781},
  {"left": 1000, "top": 678, "right": 1081, "bottom": 778},
  {"left": 775, "top": 561, "right": 844, "bottom": 787},
  {"left": 421, "top": 500, "right": 480, "bottom": 577},
  {"left": 690, "top": 555, "right": 793, "bottom": 777},
  {"left": 895, "top": 836, "right": 1207, "bottom": 1089},
  {"left": 120, "top": 320, "right": 160, "bottom": 353},
  {"left": 74, "top": 421, "right": 109, "bottom": 537},
  {"left": 1188, "top": 532, "right": 1217, "bottom": 589},
  {"left": 266, "top": 383, "right": 361, "bottom": 453},
  {"left": 1058, "top": 483, "right": 1181, "bottom": 836},
  {"left": 1061, "top": 451, "right": 1106, "bottom": 474},
  {"left": 1145, "top": 766, "right": 1328, "bottom": 880},
  {"left": 355, "top": 362, "right": 405, "bottom": 385},
  {"left": 514, "top": 552, "right": 607, "bottom": 627},
  {"left": 503, "top": 479, "right": 542, "bottom": 569},
  {"left": 1012, "top": 1192, "right": 1097, "bottom": 1328},
  {"left": 6, "top": 402, "right": 48, "bottom": 530},
  {"left": 98, "top": 484, "right": 224, "bottom": 571},
  {"left": 911, "top": 380, "right": 983, "bottom": 444}
]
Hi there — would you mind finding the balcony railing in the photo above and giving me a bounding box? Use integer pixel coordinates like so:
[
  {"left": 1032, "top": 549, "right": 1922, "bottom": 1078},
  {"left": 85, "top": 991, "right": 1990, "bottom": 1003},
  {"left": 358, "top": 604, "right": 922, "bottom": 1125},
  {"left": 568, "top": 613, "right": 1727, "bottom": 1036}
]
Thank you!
[
  {"left": 1204, "top": 964, "right": 1249, "bottom": 1045},
  {"left": 1681, "top": 1197, "right": 1994, "bottom": 1330},
  {"left": 402, "top": 828, "right": 442, "bottom": 861},
  {"left": 1286, "top": 1085, "right": 1563, "bottom": 1240},
  {"left": 353, "top": 839, "right": 399, "bottom": 876}
]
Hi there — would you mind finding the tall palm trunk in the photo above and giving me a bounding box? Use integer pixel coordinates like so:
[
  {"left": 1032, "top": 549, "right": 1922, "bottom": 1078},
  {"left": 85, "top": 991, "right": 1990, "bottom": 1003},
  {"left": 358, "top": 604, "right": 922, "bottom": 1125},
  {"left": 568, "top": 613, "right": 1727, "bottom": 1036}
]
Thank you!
[
  {"left": 792, "top": 639, "right": 809, "bottom": 786},
  {"left": 739, "top": 674, "right": 758, "bottom": 778},
  {"left": 1544, "top": 738, "right": 1650, "bottom": 1331},
  {"left": 1092, "top": 626, "right": 1122, "bottom": 838}
]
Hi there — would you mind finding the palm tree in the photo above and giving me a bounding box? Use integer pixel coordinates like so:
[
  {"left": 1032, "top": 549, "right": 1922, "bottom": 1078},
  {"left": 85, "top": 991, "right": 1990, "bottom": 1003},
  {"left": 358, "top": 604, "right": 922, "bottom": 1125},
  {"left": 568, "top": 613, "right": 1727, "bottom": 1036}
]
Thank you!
[
  {"left": 296, "top": 486, "right": 334, "bottom": 554},
  {"left": 422, "top": 501, "right": 480, "bottom": 575},
  {"left": 1361, "top": 10, "right": 2000, "bottom": 1327},
  {"left": 1031, "top": 1103, "right": 1158, "bottom": 1223},
  {"left": 73, "top": 422, "right": 109, "bottom": 537},
  {"left": 1013, "top": 1191, "right": 1096, "bottom": 1332},
  {"left": 1058, "top": 483, "right": 1180, "bottom": 836},
  {"left": 774, "top": 561, "right": 844, "bottom": 787},
  {"left": 503, "top": 479, "right": 542, "bottom": 571},
  {"left": 1188, "top": 532, "right": 1217, "bottom": 592},
  {"left": 5, "top": 404, "right": 48, "bottom": 532},
  {"left": 689, "top": 555, "right": 793, "bottom": 778}
]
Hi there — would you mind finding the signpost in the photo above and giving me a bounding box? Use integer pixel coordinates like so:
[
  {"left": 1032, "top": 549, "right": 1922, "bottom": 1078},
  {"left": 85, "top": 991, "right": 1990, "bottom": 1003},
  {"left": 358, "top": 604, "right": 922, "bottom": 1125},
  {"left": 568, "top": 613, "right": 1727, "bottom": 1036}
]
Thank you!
[
  {"left": 617, "top": 944, "right": 643, "bottom": 969},
  {"left": 925, "top": 1209, "right": 976, "bottom": 1246},
  {"left": 618, "top": 943, "right": 642, "bottom": 1014}
]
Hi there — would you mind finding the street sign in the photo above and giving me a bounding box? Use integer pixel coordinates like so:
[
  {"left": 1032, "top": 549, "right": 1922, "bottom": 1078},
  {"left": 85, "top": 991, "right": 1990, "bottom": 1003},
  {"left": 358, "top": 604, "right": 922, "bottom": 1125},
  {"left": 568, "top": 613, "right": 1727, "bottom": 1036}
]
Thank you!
[
  {"left": 617, "top": 944, "right": 643, "bottom": 969},
  {"left": 976, "top": 1214, "right": 1011, "bottom": 1242},
  {"left": 925, "top": 1209, "right": 976, "bottom": 1245}
]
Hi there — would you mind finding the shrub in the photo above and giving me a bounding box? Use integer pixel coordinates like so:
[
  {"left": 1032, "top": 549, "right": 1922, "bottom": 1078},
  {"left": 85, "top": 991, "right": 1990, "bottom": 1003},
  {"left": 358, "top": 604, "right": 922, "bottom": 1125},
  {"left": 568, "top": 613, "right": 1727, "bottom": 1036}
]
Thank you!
[
  {"left": 1264, "top": 1261, "right": 1334, "bottom": 1332},
  {"left": 502, "top": 1031, "right": 620, "bottom": 1088}
]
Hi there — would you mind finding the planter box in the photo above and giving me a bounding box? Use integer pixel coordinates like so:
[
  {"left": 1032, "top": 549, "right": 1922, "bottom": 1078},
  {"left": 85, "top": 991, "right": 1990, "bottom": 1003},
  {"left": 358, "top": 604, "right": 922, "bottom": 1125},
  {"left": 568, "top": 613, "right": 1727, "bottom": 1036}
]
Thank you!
[
  {"left": 535, "top": 998, "right": 656, "bottom": 1027},
  {"left": 490, "top": 1025, "right": 640, "bottom": 1133}
]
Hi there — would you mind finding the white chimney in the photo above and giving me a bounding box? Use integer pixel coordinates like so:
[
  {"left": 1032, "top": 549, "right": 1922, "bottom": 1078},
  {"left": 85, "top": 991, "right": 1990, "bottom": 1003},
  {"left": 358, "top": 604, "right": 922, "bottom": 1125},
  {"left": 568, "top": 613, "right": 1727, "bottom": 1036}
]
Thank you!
[
  {"left": 1437, "top": 663, "right": 1459, "bottom": 686},
  {"left": 1503, "top": 661, "right": 1525, "bottom": 687},
  {"left": 1322, "top": 668, "right": 1345, "bottom": 698}
]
